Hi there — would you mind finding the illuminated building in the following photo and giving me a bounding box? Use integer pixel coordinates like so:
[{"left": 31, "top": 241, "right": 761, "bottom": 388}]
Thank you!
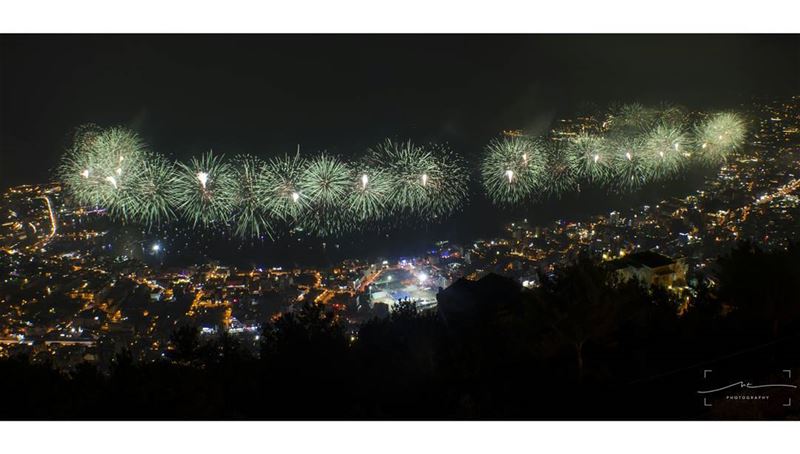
[{"left": 609, "top": 251, "right": 687, "bottom": 288}]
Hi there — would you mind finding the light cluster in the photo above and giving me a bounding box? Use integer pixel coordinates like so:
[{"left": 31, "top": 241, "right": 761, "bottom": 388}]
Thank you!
[
  {"left": 481, "top": 106, "right": 747, "bottom": 204},
  {"left": 58, "top": 131, "right": 469, "bottom": 239}
]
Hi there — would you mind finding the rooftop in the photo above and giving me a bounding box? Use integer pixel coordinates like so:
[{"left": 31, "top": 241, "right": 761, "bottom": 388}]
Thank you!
[{"left": 609, "top": 251, "right": 676, "bottom": 270}]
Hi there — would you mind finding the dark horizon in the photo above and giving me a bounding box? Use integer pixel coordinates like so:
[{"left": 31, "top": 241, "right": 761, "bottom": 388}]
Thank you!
[{"left": 1, "top": 34, "right": 798, "bottom": 191}]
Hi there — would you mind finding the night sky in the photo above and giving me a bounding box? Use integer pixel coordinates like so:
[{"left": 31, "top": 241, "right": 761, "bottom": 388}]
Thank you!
[
  {"left": 1, "top": 35, "right": 798, "bottom": 261},
  {"left": 2, "top": 35, "right": 798, "bottom": 188}
]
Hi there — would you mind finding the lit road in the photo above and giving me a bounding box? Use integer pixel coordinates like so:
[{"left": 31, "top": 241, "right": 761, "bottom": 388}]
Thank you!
[{"left": 28, "top": 195, "right": 58, "bottom": 251}]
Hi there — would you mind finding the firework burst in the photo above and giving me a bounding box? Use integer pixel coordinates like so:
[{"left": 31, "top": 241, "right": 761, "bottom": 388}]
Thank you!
[
  {"left": 606, "top": 103, "right": 654, "bottom": 132},
  {"left": 655, "top": 103, "right": 689, "bottom": 127},
  {"left": 422, "top": 143, "right": 469, "bottom": 219},
  {"left": 58, "top": 125, "right": 148, "bottom": 219},
  {"left": 693, "top": 112, "right": 747, "bottom": 166},
  {"left": 125, "top": 152, "right": 179, "bottom": 228},
  {"left": 643, "top": 122, "right": 689, "bottom": 181},
  {"left": 260, "top": 152, "right": 308, "bottom": 223},
  {"left": 369, "top": 139, "right": 434, "bottom": 216},
  {"left": 566, "top": 133, "right": 614, "bottom": 185},
  {"left": 58, "top": 125, "right": 105, "bottom": 206},
  {"left": 609, "top": 136, "right": 651, "bottom": 192},
  {"left": 347, "top": 164, "right": 393, "bottom": 224},
  {"left": 297, "top": 153, "right": 353, "bottom": 236},
  {"left": 367, "top": 139, "right": 467, "bottom": 219},
  {"left": 542, "top": 141, "right": 578, "bottom": 198},
  {"left": 606, "top": 103, "right": 687, "bottom": 134},
  {"left": 230, "top": 155, "right": 273, "bottom": 239},
  {"left": 174, "top": 151, "right": 236, "bottom": 227},
  {"left": 481, "top": 136, "right": 546, "bottom": 205}
]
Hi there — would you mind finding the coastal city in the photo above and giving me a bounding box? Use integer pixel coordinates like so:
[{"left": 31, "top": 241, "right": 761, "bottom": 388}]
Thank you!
[
  {"left": 1, "top": 95, "right": 798, "bottom": 370},
  {"left": 4, "top": 9, "right": 800, "bottom": 454}
]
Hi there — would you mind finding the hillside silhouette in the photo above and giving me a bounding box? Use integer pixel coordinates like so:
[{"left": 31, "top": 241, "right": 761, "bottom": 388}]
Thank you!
[{"left": 2, "top": 241, "right": 799, "bottom": 419}]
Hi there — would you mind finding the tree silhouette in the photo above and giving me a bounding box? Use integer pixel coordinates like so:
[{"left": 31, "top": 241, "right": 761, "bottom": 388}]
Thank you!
[
  {"left": 718, "top": 241, "right": 800, "bottom": 338},
  {"left": 538, "top": 255, "right": 638, "bottom": 379},
  {"left": 168, "top": 324, "right": 203, "bottom": 366},
  {"left": 261, "top": 301, "right": 348, "bottom": 359}
]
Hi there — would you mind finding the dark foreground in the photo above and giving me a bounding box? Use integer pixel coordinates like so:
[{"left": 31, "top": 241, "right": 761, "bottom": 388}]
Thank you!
[{"left": 2, "top": 241, "right": 799, "bottom": 419}]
